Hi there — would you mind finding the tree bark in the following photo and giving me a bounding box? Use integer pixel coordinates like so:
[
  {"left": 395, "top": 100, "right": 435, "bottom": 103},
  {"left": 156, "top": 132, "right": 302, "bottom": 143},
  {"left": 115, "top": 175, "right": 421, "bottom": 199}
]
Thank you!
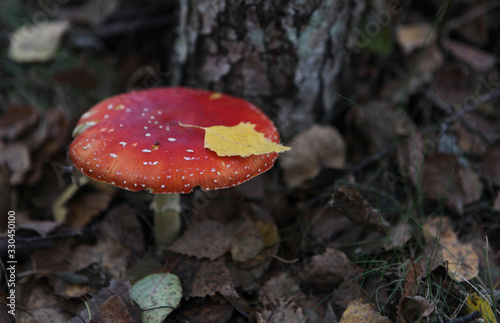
[{"left": 169, "top": 0, "right": 365, "bottom": 138}]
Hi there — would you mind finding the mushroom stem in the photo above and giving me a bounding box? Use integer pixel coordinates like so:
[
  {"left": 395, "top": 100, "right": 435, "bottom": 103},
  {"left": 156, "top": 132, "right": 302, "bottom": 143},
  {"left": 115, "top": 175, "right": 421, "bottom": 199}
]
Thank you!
[{"left": 150, "top": 193, "right": 182, "bottom": 251}]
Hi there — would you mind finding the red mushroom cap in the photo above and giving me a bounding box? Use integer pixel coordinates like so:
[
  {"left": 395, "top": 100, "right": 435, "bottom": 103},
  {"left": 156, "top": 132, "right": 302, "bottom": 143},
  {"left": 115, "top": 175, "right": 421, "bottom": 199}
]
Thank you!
[{"left": 69, "top": 87, "right": 280, "bottom": 194}]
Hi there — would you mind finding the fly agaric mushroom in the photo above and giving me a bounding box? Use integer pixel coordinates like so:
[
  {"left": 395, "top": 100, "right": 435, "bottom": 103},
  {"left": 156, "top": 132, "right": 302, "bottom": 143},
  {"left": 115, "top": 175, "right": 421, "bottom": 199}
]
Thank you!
[{"left": 69, "top": 87, "right": 283, "bottom": 249}]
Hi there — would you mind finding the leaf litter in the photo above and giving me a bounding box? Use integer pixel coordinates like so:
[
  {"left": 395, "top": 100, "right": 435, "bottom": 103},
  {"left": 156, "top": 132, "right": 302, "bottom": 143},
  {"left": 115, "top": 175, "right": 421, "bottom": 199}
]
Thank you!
[{"left": 2, "top": 1, "right": 500, "bottom": 322}]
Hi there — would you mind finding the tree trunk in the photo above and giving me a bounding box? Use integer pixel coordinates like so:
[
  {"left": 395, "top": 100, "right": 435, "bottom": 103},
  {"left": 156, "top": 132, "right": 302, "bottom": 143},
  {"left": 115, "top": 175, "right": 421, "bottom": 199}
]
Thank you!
[{"left": 169, "top": 0, "right": 365, "bottom": 138}]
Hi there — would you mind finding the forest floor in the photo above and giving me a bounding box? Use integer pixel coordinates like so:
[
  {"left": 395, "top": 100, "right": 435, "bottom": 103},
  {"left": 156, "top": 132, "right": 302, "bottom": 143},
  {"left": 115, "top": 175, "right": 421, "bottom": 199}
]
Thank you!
[{"left": 1, "top": 1, "right": 500, "bottom": 322}]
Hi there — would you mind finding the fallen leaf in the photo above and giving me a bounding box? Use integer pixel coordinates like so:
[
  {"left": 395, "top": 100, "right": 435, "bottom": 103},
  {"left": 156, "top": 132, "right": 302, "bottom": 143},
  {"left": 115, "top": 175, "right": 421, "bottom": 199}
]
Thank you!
[
  {"left": 53, "top": 66, "right": 98, "bottom": 89},
  {"left": 466, "top": 293, "right": 496, "bottom": 323},
  {"left": 68, "top": 204, "right": 144, "bottom": 277},
  {"left": 8, "top": 20, "right": 70, "bottom": 63},
  {"left": 180, "top": 121, "right": 290, "bottom": 157},
  {"left": 0, "top": 105, "right": 40, "bottom": 140},
  {"left": 279, "top": 124, "right": 345, "bottom": 186},
  {"left": 423, "top": 217, "right": 479, "bottom": 282},
  {"left": 130, "top": 273, "right": 182, "bottom": 323},
  {"left": 69, "top": 279, "right": 142, "bottom": 323},
  {"left": 0, "top": 143, "right": 31, "bottom": 185},
  {"left": 396, "top": 23, "right": 437, "bottom": 55},
  {"left": 99, "top": 295, "right": 133, "bottom": 323},
  {"left": 172, "top": 256, "right": 238, "bottom": 299},
  {"left": 443, "top": 39, "right": 497, "bottom": 71},
  {"left": 402, "top": 262, "right": 424, "bottom": 298},
  {"left": 347, "top": 99, "right": 414, "bottom": 159},
  {"left": 255, "top": 298, "right": 305, "bottom": 323},
  {"left": 260, "top": 273, "right": 305, "bottom": 302},
  {"left": 453, "top": 0, "right": 489, "bottom": 46},
  {"left": 0, "top": 291, "right": 15, "bottom": 322},
  {"left": 174, "top": 298, "right": 234, "bottom": 323},
  {"left": 493, "top": 193, "right": 500, "bottom": 211},
  {"left": 397, "top": 296, "right": 434, "bottom": 323},
  {"left": 422, "top": 153, "right": 483, "bottom": 214},
  {"left": 66, "top": 191, "right": 114, "bottom": 227},
  {"left": 18, "top": 220, "right": 62, "bottom": 237},
  {"left": 230, "top": 218, "right": 264, "bottom": 262},
  {"left": 18, "top": 279, "right": 73, "bottom": 322},
  {"left": 481, "top": 147, "right": 500, "bottom": 186},
  {"left": 168, "top": 220, "right": 231, "bottom": 260},
  {"left": 339, "top": 299, "right": 391, "bottom": 323},
  {"left": 453, "top": 114, "right": 491, "bottom": 156},
  {"left": 331, "top": 186, "right": 390, "bottom": 233},
  {"left": 383, "top": 222, "right": 412, "bottom": 250},
  {"left": 299, "top": 247, "right": 363, "bottom": 287},
  {"left": 433, "top": 64, "right": 472, "bottom": 107}
]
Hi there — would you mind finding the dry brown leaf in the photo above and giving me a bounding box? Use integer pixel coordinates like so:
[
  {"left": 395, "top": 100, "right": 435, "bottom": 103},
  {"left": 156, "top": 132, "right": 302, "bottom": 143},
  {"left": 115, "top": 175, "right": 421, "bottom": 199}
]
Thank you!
[
  {"left": 397, "top": 133, "right": 424, "bottom": 188},
  {"left": 0, "top": 105, "right": 39, "bottom": 140},
  {"left": 0, "top": 291, "right": 15, "bottom": 323},
  {"left": 18, "top": 279, "right": 73, "bottom": 322},
  {"left": 260, "top": 273, "right": 305, "bottom": 301},
  {"left": 173, "top": 257, "right": 238, "bottom": 299},
  {"left": 397, "top": 296, "right": 434, "bottom": 323},
  {"left": 423, "top": 217, "right": 479, "bottom": 282},
  {"left": 0, "top": 143, "right": 31, "bottom": 185},
  {"left": 231, "top": 218, "right": 263, "bottom": 262},
  {"left": 69, "top": 280, "right": 142, "bottom": 323},
  {"left": 482, "top": 147, "right": 500, "bottom": 186},
  {"left": 69, "top": 204, "right": 144, "bottom": 277},
  {"left": 255, "top": 298, "right": 305, "bottom": 323},
  {"left": 347, "top": 99, "right": 414, "bottom": 158},
  {"left": 169, "top": 220, "right": 231, "bottom": 260},
  {"left": 422, "top": 153, "right": 483, "bottom": 214},
  {"left": 279, "top": 124, "right": 345, "bottom": 186},
  {"left": 383, "top": 222, "right": 412, "bottom": 250},
  {"left": 66, "top": 191, "right": 114, "bottom": 227},
  {"left": 230, "top": 214, "right": 279, "bottom": 267},
  {"left": 409, "top": 45, "right": 444, "bottom": 78},
  {"left": 174, "top": 298, "right": 234, "bottom": 323},
  {"left": 339, "top": 299, "right": 391, "bottom": 323},
  {"left": 53, "top": 66, "right": 98, "bottom": 89},
  {"left": 493, "top": 192, "right": 500, "bottom": 212},
  {"left": 453, "top": 115, "right": 490, "bottom": 155},
  {"left": 300, "top": 247, "right": 363, "bottom": 287},
  {"left": 402, "top": 262, "right": 424, "bottom": 298},
  {"left": 99, "top": 295, "right": 133, "bottom": 323},
  {"left": 331, "top": 186, "right": 390, "bottom": 233},
  {"left": 433, "top": 64, "right": 472, "bottom": 107},
  {"left": 443, "top": 39, "right": 496, "bottom": 71},
  {"left": 453, "top": 0, "right": 489, "bottom": 46}
]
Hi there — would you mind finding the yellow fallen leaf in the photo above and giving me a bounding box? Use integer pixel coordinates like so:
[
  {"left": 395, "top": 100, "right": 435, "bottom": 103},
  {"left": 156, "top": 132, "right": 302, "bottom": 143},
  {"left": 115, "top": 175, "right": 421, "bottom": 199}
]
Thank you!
[
  {"left": 467, "top": 293, "right": 496, "bottom": 323},
  {"left": 180, "top": 122, "right": 291, "bottom": 157},
  {"left": 340, "top": 299, "right": 391, "bottom": 323}
]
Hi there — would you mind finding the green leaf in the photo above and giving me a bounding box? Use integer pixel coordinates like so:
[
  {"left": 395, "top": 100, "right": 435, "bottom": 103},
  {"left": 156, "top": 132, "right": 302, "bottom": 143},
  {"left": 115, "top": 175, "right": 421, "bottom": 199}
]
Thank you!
[{"left": 129, "top": 273, "right": 182, "bottom": 323}]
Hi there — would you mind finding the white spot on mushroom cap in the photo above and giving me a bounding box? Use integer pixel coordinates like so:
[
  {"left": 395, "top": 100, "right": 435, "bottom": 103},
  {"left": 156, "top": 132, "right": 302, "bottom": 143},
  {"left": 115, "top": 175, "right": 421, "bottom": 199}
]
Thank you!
[
  {"left": 187, "top": 149, "right": 194, "bottom": 153},
  {"left": 145, "top": 133, "right": 151, "bottom": 137},
  {"left": 142, "top": 149, "right": 151, "bottom": 153},
  {"left": 119, "top": 142, "right": 127, "bottom": 147},
  {"left": 168, "top": 137, "right": 176, "bottom": 141},
  {"left": 110, "top": 153, "right": 118, "bottom": 158}
]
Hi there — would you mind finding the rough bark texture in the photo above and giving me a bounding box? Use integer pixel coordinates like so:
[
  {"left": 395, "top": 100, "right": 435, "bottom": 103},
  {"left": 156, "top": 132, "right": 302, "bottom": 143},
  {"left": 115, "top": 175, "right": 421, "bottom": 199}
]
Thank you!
[{"left": 170, "top": 0, "right": 365, "bottom": 138}]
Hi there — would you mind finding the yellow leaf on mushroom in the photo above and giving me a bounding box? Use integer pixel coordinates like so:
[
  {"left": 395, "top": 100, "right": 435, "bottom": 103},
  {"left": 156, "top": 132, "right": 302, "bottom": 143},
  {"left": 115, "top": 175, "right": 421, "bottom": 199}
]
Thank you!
[{"left": 180, "top": 122, "right": 291, "bottom": 157}]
